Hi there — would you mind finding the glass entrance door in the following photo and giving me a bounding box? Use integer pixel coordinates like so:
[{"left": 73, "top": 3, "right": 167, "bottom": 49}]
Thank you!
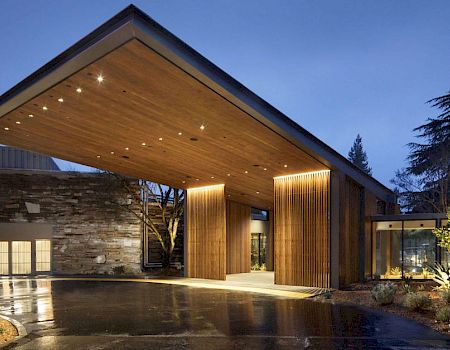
[{"left": 251, "top": 232, "right": 267, "bottom": 269}]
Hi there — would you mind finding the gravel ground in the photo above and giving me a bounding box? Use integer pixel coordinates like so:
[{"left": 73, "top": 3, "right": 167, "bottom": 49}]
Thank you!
[{"left": 0, "top": 318, "right": 18, "bottom": 344}]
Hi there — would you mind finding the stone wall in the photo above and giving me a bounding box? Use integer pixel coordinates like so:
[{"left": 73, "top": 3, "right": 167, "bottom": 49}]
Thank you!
[{"left": 0, "top": 170, "right": 145, "bottom": 275}]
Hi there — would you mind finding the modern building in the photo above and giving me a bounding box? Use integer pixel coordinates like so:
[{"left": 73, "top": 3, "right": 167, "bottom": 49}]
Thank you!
[{"left": 0, "top": 5, "right": 409, "bottom": 288}]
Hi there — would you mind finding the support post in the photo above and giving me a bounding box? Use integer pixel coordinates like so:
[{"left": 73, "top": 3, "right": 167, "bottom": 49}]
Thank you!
[
  {"left": 330, "top": 170, "right": 341, "bottom": 289},
  {"left": 186, "top": 184, "right": 226, "bottom": 280}
]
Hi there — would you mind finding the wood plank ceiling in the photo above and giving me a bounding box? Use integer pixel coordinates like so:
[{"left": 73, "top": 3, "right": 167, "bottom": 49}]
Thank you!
[{"left": 0, "top": 39, "right": 327, "bottom": 209}]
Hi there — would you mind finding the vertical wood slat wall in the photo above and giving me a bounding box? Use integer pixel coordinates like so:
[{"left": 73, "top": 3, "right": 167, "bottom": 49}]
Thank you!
[
  {"left": 226, "top": 200, "right": 251, "bottom": 274},
  {"left": 266, "top": 210, "right": 274, "bottom": 271},
  {"left": 274, "top": 171, "right": 330, "bottom": 288},
  {"left": 339, "top": 176, "right": 363, "bottom": 286},
  {"left": 187, "top": 185, "right": 226, "bottom": 280},
  {"left": 364, "top": 189, "right": 378, "bottom": 278}
]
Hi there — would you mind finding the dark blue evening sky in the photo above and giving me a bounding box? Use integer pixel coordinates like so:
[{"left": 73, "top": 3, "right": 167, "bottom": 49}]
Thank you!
[{"left": 1, "top": 0, "right": 449, "bottom": 187}]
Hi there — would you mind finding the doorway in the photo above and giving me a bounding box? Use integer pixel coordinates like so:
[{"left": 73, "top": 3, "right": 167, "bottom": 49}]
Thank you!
[{"left": 251, "top": 232, "right": 267, "bottom": 269}]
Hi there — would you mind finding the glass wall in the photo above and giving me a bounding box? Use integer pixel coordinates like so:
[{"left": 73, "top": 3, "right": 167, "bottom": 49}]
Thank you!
[
  {"left": 403, "top": 220, "right": 436, "bottom": 278},
  {"left": 440, "top": 218, "right": 450, "bottom": 268},
  {"left": 373, "top": 221, "right": 402, "bottom": 279},
  {"left": 373, "top": 219, "right": 438, "bottom": 279}
]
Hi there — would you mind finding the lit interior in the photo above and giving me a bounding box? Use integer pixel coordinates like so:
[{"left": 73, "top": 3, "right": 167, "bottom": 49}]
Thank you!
[
  {"left": 36, "top": 239, "right": 51, "bottom": 272},
  {"left": 12, "top": 241, "right": 32, "bottom": 275},
  {"left": 0, "top": 242, "right": 8, "bottom": 275}
]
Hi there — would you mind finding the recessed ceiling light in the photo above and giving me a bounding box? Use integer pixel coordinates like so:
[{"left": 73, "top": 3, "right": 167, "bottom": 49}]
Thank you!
[
  {"left": 110, "top": 151, "right": 115, "bottom": 155},
  {"left": 210, "top": 176, "right": 215, "bottom": 179},
  {"left": 97, "top": 75, "right": 104, "bottom": 83},
  {"left": 284, "top": 164, "right": 288, "bottom": 168},
  {"left": 256, "top": 191, "right": 260, "bottom": 194},
  {"left": 15, "top": 121, "right": 21, "bottom": 124},
  {"left": 195, "top": 178, "right": 199, "bottom": 181},
  {"left": 178, "top": 132, "right": 182, "bottom": 136},
  {"left": 263, "top": 168, "right": 267, "bottom": 171},
  {"left": 42, "top": 106, "right": 48, "bottom": 111},
  {"left": 125, "top": 147, "right": 129, "bottom": 151},
  {"left": 141, "top": 142, "right": 146, "bottom": 146},
  {"left": 96, "top": 155, "right": 101, "bottom": 158},
  {"left": 200, "top": 125, "right": 205, "bottom": 131},
  {"left": 28, "top": 114, "right": 34, "bottom": 118},
  {"left": 58, "top": 97, "right": 64, "bottom": 103},
  {"left": 158, "top": 137, "right": 163, "bottom": 141},
  {"left": 227, "top": 173, "right": 231, "bottom": 176},
  {"left": 182, "top": 180, "right": 186, "bottom": 184},
  {"left": 4, "top": 127, "right": 9, "bottom": 131},
  {"left": 76, "top": 87, "right": 82, "bottom": 93},
  {"left": 244, "top": 170, "right": 248, "bottom": 174}
]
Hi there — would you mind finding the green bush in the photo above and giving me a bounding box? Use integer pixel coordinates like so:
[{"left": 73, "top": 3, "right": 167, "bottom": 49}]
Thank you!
[
  {"left": 390, "top": 267, "right": 402, "bottom": 276},
  {"left": 251, "top": 263, "right": 260, "bottom": 271},
  {"left": 429, "top": 263, "right": 450, "bottom": 291},
  {"left": 440, "top": 289, "right": 450, "bottom": 304},
  {"left": 371, "top": 283, "right": 397, "bottom": 305},
  {"left": 112, "top": 265, "right": 126, "bottom": 275},
  {"left": 436, "top": 306, "right": 450, "bottom": 322},
  {"left": 404, "top": 292, "right": 432, "bottom": 311}
]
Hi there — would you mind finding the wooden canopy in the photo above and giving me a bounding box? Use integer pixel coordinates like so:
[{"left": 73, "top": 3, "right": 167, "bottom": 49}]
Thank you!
[{"left": 0, "top": 5, "right": 394, "bottom": 210}]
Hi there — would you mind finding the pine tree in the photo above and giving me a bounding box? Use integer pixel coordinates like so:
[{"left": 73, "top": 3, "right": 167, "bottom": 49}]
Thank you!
[
  {"left": 392, "top": 91, "right": 450, "bottom": 213},
  {"left": 348, "top": 134, "right": 372, "bottom": 175}
]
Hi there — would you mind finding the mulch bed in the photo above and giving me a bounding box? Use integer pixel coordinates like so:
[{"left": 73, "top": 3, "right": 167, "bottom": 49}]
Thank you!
[
  {"left": 0, "top": 318, "right": 18, "bottom": 344},
  {"left": 315, "top": 281, "right": 450, "bottom": 335}
]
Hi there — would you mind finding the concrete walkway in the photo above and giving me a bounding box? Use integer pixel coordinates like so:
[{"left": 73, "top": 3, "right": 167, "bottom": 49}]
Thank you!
[{"left": 5, "top": 272, "right": 328, "bottom": 299}]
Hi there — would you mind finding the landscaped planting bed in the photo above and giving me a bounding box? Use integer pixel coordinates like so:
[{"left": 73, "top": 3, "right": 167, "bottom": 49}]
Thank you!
[
  {"left": 316, "top": 281, "right": 450, "bottom": 334},
  {"left": 0, "top": 317, "right": 18, "bottom": 344}
]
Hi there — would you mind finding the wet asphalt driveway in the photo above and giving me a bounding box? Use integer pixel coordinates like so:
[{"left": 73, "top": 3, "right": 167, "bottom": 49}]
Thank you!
[{"left": 0, "top": 279, "right": 449, "bottom": 349}]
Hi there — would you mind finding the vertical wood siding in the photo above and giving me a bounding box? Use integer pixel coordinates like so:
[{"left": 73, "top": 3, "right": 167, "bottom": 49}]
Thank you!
[
  {"left": 266, "top": 210, "right": 274, "bottom": 271},
  {"left": 187, "top": 185, "right": 226, "bottom": 280},
  {"left": 364, "top": 189, "right": 378, "bottom": 278},
  {"left": 339, "top": 176, "right": 363, "bottom": 286},
  {"left": 226, "top": 200, "right": 251, "bottom": 274},
  {"left": 274, "top": 171, "right": 330, "bottom": 288}
]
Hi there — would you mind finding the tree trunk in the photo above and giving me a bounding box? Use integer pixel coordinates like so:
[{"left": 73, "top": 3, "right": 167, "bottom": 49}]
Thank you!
[{"left": 161, "top": 250, "right": 171, "bottom": 269}]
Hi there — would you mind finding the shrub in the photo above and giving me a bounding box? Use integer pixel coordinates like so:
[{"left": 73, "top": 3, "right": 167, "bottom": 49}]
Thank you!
[
  {"left": 436, "top": 306, "right": 450, "bottom": 322},
  {"left": 404, "top": 292, "right": 432, "bottom": 311},
  {"left": 112, "top": 265, "right": 126, "bottom": 275},
  {"left": 429, "top": 263, "right": 450, "bottom": 291},
  {"left": 251, "top": 263, "right": 260, "bottom": 271},
  {"left": 371, "top": 283, "right": 397, "bottom": 305},
  {"left": 440, "top": 289, "right": 450, "bottom": 304},
  {"left": 390, "top": 267, "right": 402, "bottom": 276}
]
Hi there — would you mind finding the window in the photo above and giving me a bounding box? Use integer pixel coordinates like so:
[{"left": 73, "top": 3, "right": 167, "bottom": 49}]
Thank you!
[
  {"left": 402, "top": 220, "right": 436, "bottom": 278},
  {"left": 36, "top": 240, "right": 51, "bottom": 272},
  {"left": 0, "top": 242, "right": 8, "bottom": 275},
  {"left": 12, "top": 241, "right": 32, "bottom": 274},
  {"left": 373, "top": 220, "right": 437, "bottom": 279}
]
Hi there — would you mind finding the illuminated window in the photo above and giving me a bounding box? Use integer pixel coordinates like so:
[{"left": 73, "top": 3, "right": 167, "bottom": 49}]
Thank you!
[
  {"left": 12, "top": 241, "right": 31, "bottom": 274},
  {"left": 0, "top": 242, "right": 8, "bottom": 275},
  {"left": 36, "top": 240, "right": 51, "bottom": 272}
]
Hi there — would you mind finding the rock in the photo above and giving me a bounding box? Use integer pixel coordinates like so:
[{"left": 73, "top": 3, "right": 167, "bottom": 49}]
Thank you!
[
  {"left": 96, "top": 255, "right": 106, "bottom": 264},
  {"left": 25, "top": 202, "right": 40, "bottom": 213}
]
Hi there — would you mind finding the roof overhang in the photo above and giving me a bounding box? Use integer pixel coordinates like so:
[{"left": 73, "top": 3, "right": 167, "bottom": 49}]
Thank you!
[{"left": 0, "top": 5, "right": 395, "bottom": 208}]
